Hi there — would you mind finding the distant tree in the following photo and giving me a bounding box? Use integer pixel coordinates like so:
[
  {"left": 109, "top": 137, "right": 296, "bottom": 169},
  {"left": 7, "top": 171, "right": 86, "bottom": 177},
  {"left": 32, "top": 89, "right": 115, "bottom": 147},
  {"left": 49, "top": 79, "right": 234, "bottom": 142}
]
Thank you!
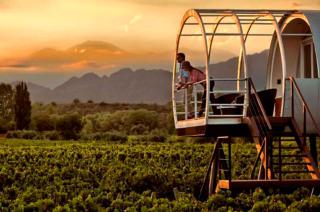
[
  {"left": 87, "top": 100, "right": 94, "bottom": 104},
  {"left": 0, "top": 83, "right": 15, "bottom": 133},
  {"left": 56, "top": 113, "right": 83, "bottom": 140},
  {"left": 33, "top": 114, "right": 55, "bottom": 132},
  {"left": 73, "top": 98, "right": 81, "bottom": 104},
  {"left": 99, "top": 101, "right": 107, "bottom": 107},
  {"left": 14, "top": 82, "right": 31, "bottom": 130},
  {"left": 51, "top": 102, "right": 57, "bottom": 106},
  {"left": 0, "top": 83, "right": 14, "bottom": 121}
]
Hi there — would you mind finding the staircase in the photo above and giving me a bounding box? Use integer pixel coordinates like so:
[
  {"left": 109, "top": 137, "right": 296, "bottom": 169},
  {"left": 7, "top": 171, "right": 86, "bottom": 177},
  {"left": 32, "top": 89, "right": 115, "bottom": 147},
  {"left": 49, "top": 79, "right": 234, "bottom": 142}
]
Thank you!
[
  {"left": 199, "top": 77, "right": 320, "bottom": 199},
  {"left": 269, "top": 117, "right": 320, "bottom": 180}
]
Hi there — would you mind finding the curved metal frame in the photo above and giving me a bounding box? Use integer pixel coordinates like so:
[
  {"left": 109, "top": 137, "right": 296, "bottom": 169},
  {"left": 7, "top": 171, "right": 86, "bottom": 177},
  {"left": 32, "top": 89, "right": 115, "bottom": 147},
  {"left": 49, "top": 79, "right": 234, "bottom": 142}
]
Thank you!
[
  {"left": 267, "top": 14, "right": 313, "bottom": 84},
  {"left": 266, "top": 13, "right": 317, "bottom": 114},
  {"left": 206, "top": 11, "right": 249, "bottom": 118},
  {"left": 173, "top": 9, "right": 209, "bottom": 125}
]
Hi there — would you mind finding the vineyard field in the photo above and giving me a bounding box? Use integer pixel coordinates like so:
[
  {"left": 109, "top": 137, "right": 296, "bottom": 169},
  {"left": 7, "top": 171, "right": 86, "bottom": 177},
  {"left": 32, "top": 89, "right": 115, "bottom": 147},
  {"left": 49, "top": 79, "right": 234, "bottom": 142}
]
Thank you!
[{"left": 0, "top": 139, "right": 319, "bottom": 211}]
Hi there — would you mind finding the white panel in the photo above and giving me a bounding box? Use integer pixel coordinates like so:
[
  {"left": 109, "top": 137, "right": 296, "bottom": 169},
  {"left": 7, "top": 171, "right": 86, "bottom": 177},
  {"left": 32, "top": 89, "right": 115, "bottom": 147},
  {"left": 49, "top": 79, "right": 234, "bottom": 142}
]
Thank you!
[
  {"left": 303, "top": 11, "right": 320, "bottom": 77},
  {"left": 283, "top": 78, "right": 320, "bottom": 134}
]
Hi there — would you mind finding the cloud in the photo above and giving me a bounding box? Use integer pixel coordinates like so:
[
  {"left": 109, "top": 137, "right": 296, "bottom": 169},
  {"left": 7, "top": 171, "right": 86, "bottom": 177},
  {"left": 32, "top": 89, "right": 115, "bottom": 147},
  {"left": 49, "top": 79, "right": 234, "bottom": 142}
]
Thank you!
[
  {"left": 61, "top": 60, "right": 101, "bottom": 71},
  {"left": 291, "top": 2, "right": 303, "bottom": 7},
  {"left": 0, "top": 0, "right": 10, "bottom": 9},
  {"left": 0, "top": 65, "right": 42, "bottom": 73},
  {"left": 129, "top": 14, "right": 142, "bottom": 24},
  {"left": 122, "top": 14, "right": 143, "bottom": 32},
  {"left": 124, "top": 0, "right": 210, "bottom": 6}
]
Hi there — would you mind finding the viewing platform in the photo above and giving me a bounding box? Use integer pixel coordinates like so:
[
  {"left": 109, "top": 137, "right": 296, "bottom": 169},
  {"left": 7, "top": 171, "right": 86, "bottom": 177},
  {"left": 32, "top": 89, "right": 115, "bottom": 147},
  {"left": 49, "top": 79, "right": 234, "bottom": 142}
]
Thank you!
[{"left": 173, "top": 9, "right": 320, "bottom": 197}]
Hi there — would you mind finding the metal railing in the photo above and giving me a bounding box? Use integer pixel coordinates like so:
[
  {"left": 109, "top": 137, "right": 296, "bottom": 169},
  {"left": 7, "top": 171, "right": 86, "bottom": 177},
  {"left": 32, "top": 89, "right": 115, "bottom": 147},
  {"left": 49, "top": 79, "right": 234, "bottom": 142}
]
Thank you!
[
  {"left": 247, "top": 78, "right": 273, "bottom": 180},
  {"left": 175, "top": 78, "right": 249, "bottom": 121},
  {"left": 208, "top": 78, "right": 248, "bottom": 118},
  {"left": 175, "top": 80, "right": 205, "bottom": 120},
  {"left": 285, "top": 77, "right": 320, "bottom": 138}
]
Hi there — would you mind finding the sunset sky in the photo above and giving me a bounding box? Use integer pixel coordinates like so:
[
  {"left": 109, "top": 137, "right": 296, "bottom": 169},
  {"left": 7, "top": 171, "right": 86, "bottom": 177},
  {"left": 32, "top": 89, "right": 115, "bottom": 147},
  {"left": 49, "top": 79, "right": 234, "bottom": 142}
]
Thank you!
[{"left": 0, "top": 0, "right": 319, "bottom": 87}]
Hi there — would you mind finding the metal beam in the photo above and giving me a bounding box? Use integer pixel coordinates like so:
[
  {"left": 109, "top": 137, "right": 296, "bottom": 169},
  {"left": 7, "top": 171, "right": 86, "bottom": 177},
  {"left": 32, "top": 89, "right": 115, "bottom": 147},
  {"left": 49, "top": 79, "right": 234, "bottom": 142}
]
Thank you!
[
  {"left": 238, "top": 18, "right": 274, "bottom": 21},
  {"left": 181, "top": 33, "right": 312, "bottom": 36},
  {"left": 196, "top": 9, "right": 297, "bottom": 13},
  {"left": 185, "top": 22, "right": 274, "bottom": 25}
]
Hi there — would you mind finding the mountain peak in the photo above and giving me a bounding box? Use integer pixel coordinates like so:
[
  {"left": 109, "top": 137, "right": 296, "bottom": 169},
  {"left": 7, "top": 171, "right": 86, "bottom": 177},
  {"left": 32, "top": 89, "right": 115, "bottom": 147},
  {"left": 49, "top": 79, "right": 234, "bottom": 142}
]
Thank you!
[
  {"left": 68, "top": 40, "right": 123, "bottom": 53},
  {"left": 80, "top": 72, "right": 101, "bottom": 80},
  {"left": 30, "top": 48, "right": 65, "bottom": 58}
]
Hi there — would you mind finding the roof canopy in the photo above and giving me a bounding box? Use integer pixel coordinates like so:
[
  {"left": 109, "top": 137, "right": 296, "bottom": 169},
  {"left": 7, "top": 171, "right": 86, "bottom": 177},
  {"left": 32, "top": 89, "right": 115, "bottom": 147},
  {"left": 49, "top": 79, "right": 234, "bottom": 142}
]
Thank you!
[{"left": 174, "top": 9, "right": 320, "bottom": 89}]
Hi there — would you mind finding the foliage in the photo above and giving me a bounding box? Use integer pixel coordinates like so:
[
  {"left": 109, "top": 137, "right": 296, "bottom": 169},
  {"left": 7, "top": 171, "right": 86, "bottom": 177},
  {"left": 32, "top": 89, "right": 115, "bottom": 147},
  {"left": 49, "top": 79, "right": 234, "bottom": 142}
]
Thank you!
[
  {"left": 82, "top": 109, "right": 161, "bottom": 135},
  {"left": 42, "top": 131, "right": 62, "bottom": 140},
  {"left": 0, "top": 139, "right": 318, "bottom": 211},
  {"left": 32, "top": 114, "right": 55, "bottom": 132},
  {"left": 129, "top": 134, "right": 166, "bottom": 143},
  {"left": 6, "top": 130, "right": 39, "bottom": 140},
  {"left": 0, "top": 83, "right": 15, "bottom": 133},
  {"left": 14, "top": 82, "right": 31, "bottom": 130},
  {"left": 56, "top": 113, "right": 83, "bottom": 140},
  {"left": 32, "top": 102, "right": 171, "bottom": 118},
  {"left": 0, "top": 83, "right": 14, "bottom": 121},
  {"left": 30, "top": 102, "right": 173, "bottom": 136},
  {"left": 80, "top": 132, "right": 128, "bottom": 142},
  {"left": 6, "top": 130, "right": 62, "bottom": 140},
  {"left": 0, "top": 119, "right": 15, "bottom": 134},
  {"left": 73, "top": 98, "right": 81, "bottom": 104}
]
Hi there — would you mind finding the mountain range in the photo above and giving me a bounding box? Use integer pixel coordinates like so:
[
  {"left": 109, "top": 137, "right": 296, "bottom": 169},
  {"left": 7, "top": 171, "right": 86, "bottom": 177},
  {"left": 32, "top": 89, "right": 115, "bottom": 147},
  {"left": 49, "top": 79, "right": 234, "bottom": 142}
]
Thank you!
[
  {"left": 15, "top": 49, "right": 268, "bottom": 104},
  {"left": 0, "top": 40, "right": 236, "bottom": 88}
]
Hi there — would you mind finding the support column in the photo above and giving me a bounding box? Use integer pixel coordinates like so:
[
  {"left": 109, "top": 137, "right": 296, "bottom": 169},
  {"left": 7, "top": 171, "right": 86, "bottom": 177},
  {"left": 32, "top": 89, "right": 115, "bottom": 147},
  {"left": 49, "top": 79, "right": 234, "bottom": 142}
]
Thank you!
[{"left": 310, "top": 135, "right": 318, "bottom": 168}]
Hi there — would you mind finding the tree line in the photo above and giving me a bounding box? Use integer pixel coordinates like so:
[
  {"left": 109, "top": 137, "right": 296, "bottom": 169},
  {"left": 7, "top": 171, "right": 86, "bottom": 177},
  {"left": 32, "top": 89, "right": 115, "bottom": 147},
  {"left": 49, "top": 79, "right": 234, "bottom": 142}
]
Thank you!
[
  {"left": 0, "top": 82, "right": 31, "bottom": 133},
  {"left": 0, "top": 82, "right": 175, "bottom": 140}
]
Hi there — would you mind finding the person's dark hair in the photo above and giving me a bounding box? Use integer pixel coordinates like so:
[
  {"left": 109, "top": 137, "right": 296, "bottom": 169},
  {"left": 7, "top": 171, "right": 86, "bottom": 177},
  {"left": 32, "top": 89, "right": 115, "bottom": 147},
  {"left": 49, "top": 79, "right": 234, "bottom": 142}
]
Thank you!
[
  {"left": 181, "top": 61, "right": 191, "bottom": 68},
  {"left": 177, "top": 52, "right": 185, "bottom": 60}
]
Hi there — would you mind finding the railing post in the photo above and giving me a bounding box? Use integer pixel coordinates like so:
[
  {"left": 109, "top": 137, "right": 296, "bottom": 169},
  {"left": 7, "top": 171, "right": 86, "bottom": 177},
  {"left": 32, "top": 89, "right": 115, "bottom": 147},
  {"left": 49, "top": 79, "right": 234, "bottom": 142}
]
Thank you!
[
  {"left": 244, "top": 78, "right": 250, "bottom": 117},
  {"left": 228, "top": 138, "right": 232, "bottom": 182},
  {"left": 279, "top": 136, "right": 282, "bottom": 180},
  {"left": 208, "top": 158, "right": 215, "bottom": 197},
  {"left": 264, "top": 136, "right": 268, "bottom": 180},
  {"left": 303, "top": 105, "right": 306, "bottom": 145},
  {"left": 194, "top": 85, "right": 198, "bottom": 118},
  {"left": 184, "top": 89, "right": 188, "bottom": 120},
  {"left": 291, "top": 79, "right": 294, "bottom": 118}
]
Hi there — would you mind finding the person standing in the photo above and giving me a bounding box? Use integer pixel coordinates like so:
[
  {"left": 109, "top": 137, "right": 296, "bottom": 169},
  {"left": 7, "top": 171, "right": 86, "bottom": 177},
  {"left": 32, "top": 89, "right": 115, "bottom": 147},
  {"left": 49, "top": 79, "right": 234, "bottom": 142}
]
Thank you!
[
  {"left": 180, "top": 61, "right": 215, "bottom": 117},
  {"left": 176, "top": 52, "right": 189, "bottom": 84},
  {"left": 175, "top": 53, "right": 193, "bottom": 119}
]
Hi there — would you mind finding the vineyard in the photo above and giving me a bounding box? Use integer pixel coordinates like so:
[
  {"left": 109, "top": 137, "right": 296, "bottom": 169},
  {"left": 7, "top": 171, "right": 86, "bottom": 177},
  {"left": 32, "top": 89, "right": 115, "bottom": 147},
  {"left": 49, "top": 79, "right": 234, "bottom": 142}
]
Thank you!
[{"left": 0, "top": 139, "right": 319, "bottom": 211}]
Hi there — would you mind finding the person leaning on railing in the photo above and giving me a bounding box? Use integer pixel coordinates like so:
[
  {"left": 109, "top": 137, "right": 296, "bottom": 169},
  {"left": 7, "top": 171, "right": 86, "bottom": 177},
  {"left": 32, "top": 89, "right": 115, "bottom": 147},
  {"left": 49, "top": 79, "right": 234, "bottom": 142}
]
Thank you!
[
  {"left": 175, "top": 53, "right": 193, "bottom": 118},
  {"left": 177, "top": 61, "right": 215, "bottom": 117},
  {"left": 176, "top": 52, "right": 189, "bottom": 84}
]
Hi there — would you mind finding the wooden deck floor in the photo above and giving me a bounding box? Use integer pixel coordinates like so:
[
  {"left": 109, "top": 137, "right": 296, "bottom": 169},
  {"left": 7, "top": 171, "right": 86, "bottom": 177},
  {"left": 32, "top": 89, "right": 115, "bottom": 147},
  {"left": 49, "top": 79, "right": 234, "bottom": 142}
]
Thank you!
[{"left": 217, "top": 179, "right": 320, "bottom": 190}]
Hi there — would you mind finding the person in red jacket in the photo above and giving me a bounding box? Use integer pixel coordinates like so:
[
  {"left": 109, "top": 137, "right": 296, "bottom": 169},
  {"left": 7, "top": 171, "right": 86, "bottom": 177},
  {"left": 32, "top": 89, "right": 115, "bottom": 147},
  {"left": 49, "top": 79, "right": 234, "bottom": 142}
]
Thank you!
[{"left": 180, "top": 61, "right": 215, "bottom": 117}]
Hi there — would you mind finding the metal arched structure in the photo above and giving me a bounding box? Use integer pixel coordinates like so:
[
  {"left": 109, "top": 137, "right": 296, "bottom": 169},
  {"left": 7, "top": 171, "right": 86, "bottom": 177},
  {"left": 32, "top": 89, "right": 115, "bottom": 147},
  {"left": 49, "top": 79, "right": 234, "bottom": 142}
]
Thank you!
[
  {"left": 173, "top": 9, "right": 320, "bottom": 133},
  {"left": 173, "top": 9, "right": 320, "bottom": 195}
]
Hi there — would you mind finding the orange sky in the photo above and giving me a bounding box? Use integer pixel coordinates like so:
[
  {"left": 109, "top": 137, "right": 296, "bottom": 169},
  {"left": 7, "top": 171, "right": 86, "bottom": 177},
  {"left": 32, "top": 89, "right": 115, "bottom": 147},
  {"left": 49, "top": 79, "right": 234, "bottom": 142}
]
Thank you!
[
  {"left": 0, "top": 0, "right": 319, "bottom": 58},
  {"left": 0, "top": 0, "right": 319, "bottom": 87}
]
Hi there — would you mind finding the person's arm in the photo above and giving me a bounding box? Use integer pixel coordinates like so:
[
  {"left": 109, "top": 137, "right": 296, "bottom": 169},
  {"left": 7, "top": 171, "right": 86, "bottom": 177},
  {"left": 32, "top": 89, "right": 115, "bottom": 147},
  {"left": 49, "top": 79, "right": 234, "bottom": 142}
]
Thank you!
[
  {"left": 176, "top": 81, "right": 188, "bottom": 90},
  {"left": 184, "top": 70, "right": 196, "bottom": 86}
]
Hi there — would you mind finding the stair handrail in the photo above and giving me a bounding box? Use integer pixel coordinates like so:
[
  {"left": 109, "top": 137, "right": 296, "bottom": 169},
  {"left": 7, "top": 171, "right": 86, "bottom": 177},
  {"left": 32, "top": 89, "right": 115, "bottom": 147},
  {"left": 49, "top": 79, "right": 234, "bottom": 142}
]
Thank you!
[
  {"left": 247, "top": 78, "right": 273, "bottom": 180},
  {"left": 248, "top": 78, "right": 272, "bottom": 130},
  {"left": 287, "top": 77, "right": 320, "bottom": 137}
]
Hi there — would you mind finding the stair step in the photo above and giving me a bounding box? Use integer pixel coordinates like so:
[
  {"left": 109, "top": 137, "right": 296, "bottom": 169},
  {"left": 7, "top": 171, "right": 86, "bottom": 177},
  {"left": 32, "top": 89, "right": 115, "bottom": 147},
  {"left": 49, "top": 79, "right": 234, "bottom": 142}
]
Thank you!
[
  {"left": 218, "top": 169, "right": 230, "bottom": 172},
  {"left": 272, "top": 138, "right": 296, "bottom": 141},
  {"left": 271, "top": 132, "right": 296, "bottom": 136},
  {"left": 269, "top": 117, "right": 292, "bottom": 126},
  {"left": 273, "top": 154, "right": 307, "bottom": 157},
  {"left": 273, "top": 170, "right": 315, "bottom": 174},
  {"left": 272, "top": 162, "right": 311, "bottom": 166},
  {"left": 272, "top": 146, "right": 299, "bottom": 150}
]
